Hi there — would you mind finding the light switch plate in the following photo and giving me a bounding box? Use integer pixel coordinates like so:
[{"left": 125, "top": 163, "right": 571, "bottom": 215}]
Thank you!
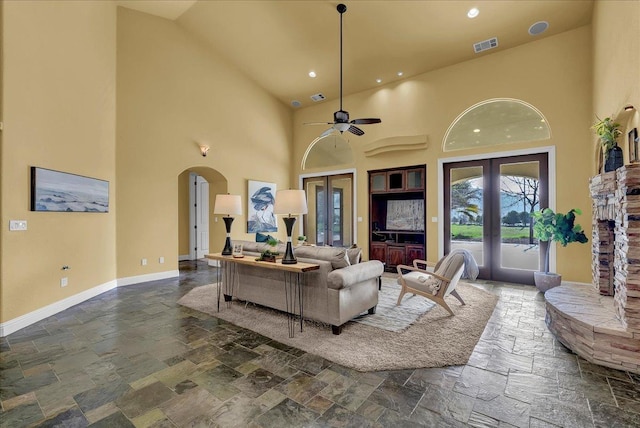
[{"left": 9, "top": 220, "right": 27, "bottom": 231}]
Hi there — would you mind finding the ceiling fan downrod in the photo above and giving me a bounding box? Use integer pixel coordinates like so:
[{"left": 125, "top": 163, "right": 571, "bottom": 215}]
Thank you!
[{"left": 338, "top": 3, "right": 346, "bottom": 112}]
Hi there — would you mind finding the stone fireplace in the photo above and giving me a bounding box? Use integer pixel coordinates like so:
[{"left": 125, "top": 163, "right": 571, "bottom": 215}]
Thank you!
[
  {"left": 544, "top": 166, "right": 640, "bottom": 375},
  {"left": 590, "top": 166, "right": 640, "bottom": 332}
]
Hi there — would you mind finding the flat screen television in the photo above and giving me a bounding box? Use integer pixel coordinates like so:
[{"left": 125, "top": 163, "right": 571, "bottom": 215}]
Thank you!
[{"left": 386, "top": 199, "right": 424, "bottom": 231}]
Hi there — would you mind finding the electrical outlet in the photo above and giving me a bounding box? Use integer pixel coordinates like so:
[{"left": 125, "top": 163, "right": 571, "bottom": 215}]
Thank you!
[
  {"left": 60, "top": 277, "right": 68, "bottom": 287},
  {"left": 159, "top": 257, "right": 164, "bottom": 264},
  {"left": 9, "top": 220, "right": 27, "bottom": 231},
  {"left": 141, "top": 258, "right": 147, "bottom": 266}
]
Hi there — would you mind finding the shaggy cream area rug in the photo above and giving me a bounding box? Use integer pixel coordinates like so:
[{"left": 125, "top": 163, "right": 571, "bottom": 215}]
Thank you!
[{"left": 177, "top": 278, "right": 497, "bottom": 371}]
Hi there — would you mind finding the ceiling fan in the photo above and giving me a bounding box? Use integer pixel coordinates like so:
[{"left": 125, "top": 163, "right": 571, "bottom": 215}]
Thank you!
[{"left": 305, "top": 3, "right": 381, "bottom": 138}]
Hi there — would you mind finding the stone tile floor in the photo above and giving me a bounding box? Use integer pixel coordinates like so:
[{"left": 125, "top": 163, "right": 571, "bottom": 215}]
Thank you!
[{"left": 1, "top": 260, "right": 639, "bottom": 427}]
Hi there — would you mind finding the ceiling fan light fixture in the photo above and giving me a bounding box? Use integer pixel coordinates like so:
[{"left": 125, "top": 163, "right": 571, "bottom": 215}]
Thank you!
[{"left": 335, "top": 123, "right": 350, "bottom": 132}]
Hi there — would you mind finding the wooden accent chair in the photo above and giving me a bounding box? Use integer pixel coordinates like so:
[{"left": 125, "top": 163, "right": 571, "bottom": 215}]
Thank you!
[{"left": 396, "top": 252, "right": 466, "bottom": 315}]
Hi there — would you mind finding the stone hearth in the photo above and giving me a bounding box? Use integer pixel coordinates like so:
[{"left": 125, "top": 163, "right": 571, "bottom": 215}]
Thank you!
[{"left": 544, "top": 166, "right": 640, "bottom": 375}]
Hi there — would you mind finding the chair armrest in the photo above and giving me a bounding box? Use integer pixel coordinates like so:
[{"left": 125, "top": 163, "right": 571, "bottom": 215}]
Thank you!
[
  {"left": 327, "top": 260, "right": 384, "bottom": 290},
  {"left": 413, "top": 259, "right": 435, "bottom": 270},
  {"left": 396, "top": 264, "right": 451, "bottom": 283}
]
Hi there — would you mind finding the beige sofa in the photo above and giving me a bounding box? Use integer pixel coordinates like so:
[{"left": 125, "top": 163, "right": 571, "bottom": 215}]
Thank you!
[{"left": 227, "top": 240, "right": 384, "bottom": 334}]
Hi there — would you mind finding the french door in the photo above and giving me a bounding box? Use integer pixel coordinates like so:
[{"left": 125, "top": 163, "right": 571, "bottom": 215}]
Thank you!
[
  {"left": 444, "top": 153, "right": 548, "bottom": 284},
  {"left": 302, "top": 173, "right": 353, "bottom": 247}
]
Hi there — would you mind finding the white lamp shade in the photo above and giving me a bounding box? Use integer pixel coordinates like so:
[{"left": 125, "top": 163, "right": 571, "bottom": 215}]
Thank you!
[
  {"left": 213, "top": 194, "right": 242, "bottom": 216},
  {"left": 273, "top": 189, "right": 308, "bottom": 215}
]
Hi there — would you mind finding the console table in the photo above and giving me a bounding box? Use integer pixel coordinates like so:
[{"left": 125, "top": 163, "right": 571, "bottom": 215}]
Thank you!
[{"left": 205, "top": 253, "right": 320, "bottom": 337}]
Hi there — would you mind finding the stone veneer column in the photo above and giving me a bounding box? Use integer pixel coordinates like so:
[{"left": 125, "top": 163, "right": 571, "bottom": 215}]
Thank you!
[{"left": 614, "top": 165, "right": 640, "bottom": 332}]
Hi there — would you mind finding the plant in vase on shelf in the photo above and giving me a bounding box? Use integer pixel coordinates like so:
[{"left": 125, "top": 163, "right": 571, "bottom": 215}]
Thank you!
[
  {"left": 592, "top": 116, "right": 623, "bottom": 172},
  {"left": 531, "top": 208, "right": 588, "bottom": 293}
]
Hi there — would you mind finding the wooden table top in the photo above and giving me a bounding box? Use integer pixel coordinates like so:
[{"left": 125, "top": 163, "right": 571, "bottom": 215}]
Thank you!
[{"left": 206, "top": 253, "right": 320, "bottom": 273}]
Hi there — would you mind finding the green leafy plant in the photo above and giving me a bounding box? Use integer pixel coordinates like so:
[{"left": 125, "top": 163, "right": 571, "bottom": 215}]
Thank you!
[
  {"left": 532, "top": 208, "right": 588, "bottom": 274},
  {"left": 297, "top": 235, "right": 307, "bottom": 241},
  {"left": 255, "top": 237, "right": 280, "bottom": 261},
  {"left": 592, "top": 116, "right": 622, "bottom": 157}
]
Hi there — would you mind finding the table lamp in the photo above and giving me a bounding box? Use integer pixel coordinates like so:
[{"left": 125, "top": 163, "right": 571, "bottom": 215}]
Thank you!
[
  {"left": 273, "top": 189, "right": 308, "bottom": 264},
  {"left": 213, "top": 194, "right": 242, "bottom": 255}
]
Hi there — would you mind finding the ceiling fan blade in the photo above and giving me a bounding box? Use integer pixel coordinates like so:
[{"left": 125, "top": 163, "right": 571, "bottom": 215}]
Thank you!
[
  {"left": 351, "top": 118, "right": 381, "bottom": 125},
  {"left": 304, "top": 121, "right": 333, "bottom": 126},
  {"left": 320, "top": 127, "right": 336, "bottom": 138},
  {"left": 348, "top": 125, "right": 364, "bottom": 136}
]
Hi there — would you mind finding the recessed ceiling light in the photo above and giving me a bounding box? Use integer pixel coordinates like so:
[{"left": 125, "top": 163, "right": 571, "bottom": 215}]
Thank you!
[
  {"left": 467, "top": 8, "right": 479, "bottom": 19},
  {"left": 308, "top": 71, "right": 316, "bottom": 78},
  {"left": 397, "top": 71, "right": 403, "bottom": 76},
  {"left": 473, "top": 128, "right": 480, "bottom": 133},
  {"left": 376, "top": 78, "right": 382, "bottom": 83},
  {"left": 291, "top": 100, "right": 301, "bottom": 108}
]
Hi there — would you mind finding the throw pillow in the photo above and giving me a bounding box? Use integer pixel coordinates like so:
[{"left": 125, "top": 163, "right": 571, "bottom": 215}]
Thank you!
[
  {"left": 256, "top": 232, "right": 268, "bottom": 242},
  {"left": 346, "top": 247, "right": 361, "bottom": 265}
]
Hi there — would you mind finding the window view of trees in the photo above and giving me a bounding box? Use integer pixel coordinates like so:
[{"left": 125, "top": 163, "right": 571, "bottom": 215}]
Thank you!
[{"left": 451, "top": 175, "right": 540, "bottom": 244}]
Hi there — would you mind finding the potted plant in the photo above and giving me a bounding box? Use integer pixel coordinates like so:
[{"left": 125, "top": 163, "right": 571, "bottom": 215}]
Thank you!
[
  {"left": 592, "top": 116, "right": 623, "bottom": 172},
  {"left": 256, "top": 237, "right": 280, "bottom": 262},
  {"left": 531, "top": 208, "right": 588, "bottom": 292},
  {"left": 297, "top": 235, "right": 307, "bottom": 245}
]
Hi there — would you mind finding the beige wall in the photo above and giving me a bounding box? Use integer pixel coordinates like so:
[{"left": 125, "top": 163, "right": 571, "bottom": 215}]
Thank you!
[
  {"left": 116, "top": 8, "right": 292, "bottom": 278},
  {"left": 592, "top": 0, "right": 640, "bottom": 160},
  {"left": 1, "top": 1, "right": 117, "bottom": 322},
  {"left": 294, "top": 26, "right": 594, "bottom": 283}
]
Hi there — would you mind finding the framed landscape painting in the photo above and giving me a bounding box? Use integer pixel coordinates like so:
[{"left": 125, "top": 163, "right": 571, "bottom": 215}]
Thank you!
[{"left": 31, "top": 167, "right": 109, "bottom": 212}]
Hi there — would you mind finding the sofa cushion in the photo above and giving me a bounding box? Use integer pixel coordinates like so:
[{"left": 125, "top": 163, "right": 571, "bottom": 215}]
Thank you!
[
  {"left": 346, "top": 247, "right": 361, "bottom": 265},
  {"left": 293, "top": 246, "right": 349, "bottom": 269}
]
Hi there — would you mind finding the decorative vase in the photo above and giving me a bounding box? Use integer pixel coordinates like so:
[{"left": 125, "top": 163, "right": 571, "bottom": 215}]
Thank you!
[{"left": 604, "top": 145, "right": 624, "bottom": 172}]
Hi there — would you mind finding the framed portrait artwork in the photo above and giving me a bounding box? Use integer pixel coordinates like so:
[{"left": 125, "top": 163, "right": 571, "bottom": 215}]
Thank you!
[
  {"left": 31, "top": 167, "right": 109, "bottom": 212},
  {"left": 629, "top": 128, "right": 639, "bottom": 163},
  {"left": 247, "top": 180, "right": 277, "bottom": 233}
]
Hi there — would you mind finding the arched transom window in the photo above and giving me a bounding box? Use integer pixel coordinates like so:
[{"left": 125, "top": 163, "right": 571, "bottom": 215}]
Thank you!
[{"left": 443, "top": 98, "right": 551, "bottom": 152}]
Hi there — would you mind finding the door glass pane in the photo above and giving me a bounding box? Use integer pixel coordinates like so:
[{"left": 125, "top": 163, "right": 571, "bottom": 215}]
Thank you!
[
  {"left": 449, "top": 166, "right": 484, "bottom": 266},
  {"left": 304, "top": 177, "right": 326, "bottom": 245},
  {"left": 329, "top": 175, "right": 353, "bottom": 246},
  {"left": 499, "top": 161, "right": 540, "bottom": 270}
]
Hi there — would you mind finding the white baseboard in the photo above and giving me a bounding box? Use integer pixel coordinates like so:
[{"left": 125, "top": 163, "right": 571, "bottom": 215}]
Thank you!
[
  {"left": 0, "top": 280, "right": 117, "bottom": 337},
  {"left": 178, "top": 254, "right": 191, "bottom": 261},
  {"left": 1, "top": 269, "right": 180, "bottom": 337},
  {"left": 117, "top": 270, "right": 179, "bottom": 287}
]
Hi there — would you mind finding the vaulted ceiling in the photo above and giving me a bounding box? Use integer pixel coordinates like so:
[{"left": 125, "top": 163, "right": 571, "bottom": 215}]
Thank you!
[{"left": 117, "top": 1, "right": 594, "bottom": 109}]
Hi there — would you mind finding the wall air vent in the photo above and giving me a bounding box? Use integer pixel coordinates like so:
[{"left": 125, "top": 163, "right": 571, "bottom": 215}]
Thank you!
[
  {"left": 473, "top": 37, "right": 498, "bottom": 53},
  {"left": 310, "top": 93, "right": 326, "bottom": 102}
]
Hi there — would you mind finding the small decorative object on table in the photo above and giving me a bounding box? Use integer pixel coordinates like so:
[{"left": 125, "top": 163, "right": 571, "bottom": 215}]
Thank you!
[
  {"left": 297, "top": 235, "right": 307, "bottom": 245},
  {"left": 256, "top": 237, "right": 280, "bottom": 262},
  {"left": 232, "top": 244, "right": 244, "bottom": 258}
]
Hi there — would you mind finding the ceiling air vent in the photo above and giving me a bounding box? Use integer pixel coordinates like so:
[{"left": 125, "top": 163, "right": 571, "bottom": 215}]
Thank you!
[
  {"left": 310, "top": 93, "right": 326, "bottom": 102},
  {"left": 473, "top": 37, "right": 498, "bottom": 53}
]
